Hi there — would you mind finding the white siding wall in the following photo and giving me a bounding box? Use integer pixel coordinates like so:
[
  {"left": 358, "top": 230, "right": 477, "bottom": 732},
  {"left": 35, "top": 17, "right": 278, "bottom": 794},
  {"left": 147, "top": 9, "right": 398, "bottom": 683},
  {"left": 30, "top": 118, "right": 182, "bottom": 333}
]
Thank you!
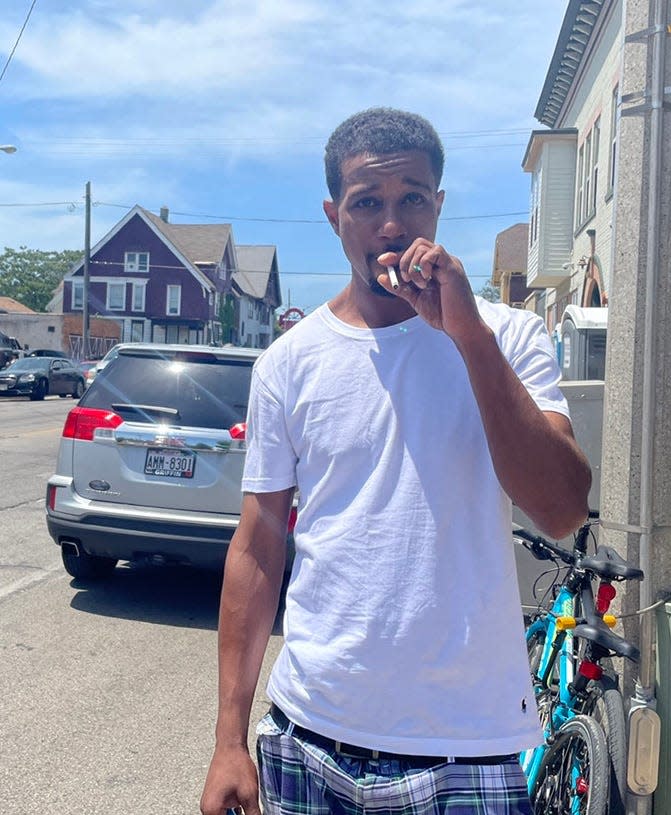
[
  {"left": 237, "top": 296, "right": 273, "bottom": 348},
  {"left": 557, "top": 2, "right": 623, "bottom": 301},
  {"left": 539, "top": 140, "right": 577, "bottom": 283},
  {"left": 526, "top": 136, "right": 577, "bottom": 289}
]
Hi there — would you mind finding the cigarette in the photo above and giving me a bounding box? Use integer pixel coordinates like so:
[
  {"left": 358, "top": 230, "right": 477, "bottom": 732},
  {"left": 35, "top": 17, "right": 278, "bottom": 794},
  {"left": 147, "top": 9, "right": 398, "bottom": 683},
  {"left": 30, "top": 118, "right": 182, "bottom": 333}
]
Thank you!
[{"left": 387, "top": 266, "right": 400, "bottom": 290}]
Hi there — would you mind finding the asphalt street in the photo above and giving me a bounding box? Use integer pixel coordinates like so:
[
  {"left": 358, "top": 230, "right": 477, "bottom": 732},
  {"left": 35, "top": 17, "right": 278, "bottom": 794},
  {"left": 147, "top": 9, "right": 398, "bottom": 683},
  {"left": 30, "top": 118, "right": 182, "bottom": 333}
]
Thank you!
[
  {"left": 0, "top": 396, "right": 282, "bottom": 815},
  {"left": 0, "top": 394, "right": 549, "bottom": 814}
]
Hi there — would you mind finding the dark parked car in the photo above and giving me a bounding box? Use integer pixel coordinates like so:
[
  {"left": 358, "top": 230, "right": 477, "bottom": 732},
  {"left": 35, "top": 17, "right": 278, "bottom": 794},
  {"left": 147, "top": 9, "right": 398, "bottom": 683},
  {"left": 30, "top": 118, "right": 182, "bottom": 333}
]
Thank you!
[
  {"left": 0, "top": 333, "right": 23, "bottom": 369},
  {"left": 0, "top": 356, "right": 85, "bottom": 400},
  {"left": 46, "top": 343, "right": 296, "bottom": 579}
]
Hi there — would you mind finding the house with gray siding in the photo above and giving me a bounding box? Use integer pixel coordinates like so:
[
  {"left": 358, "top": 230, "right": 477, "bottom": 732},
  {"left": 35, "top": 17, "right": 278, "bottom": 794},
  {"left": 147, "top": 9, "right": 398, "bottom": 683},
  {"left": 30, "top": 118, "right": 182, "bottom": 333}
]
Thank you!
[
  {"left": 61, "top": 205, "right": 281, "bottom": 347},
  {"left": 520, "top": 0, "right": 619, "bottom": 332}
]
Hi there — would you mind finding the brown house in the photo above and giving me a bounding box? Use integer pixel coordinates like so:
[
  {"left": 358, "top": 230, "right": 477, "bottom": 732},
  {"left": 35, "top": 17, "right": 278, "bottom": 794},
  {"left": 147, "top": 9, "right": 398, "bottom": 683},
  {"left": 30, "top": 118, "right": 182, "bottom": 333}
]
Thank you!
[{"left": 491, "top": 224, "right": 533, "bottom": 308}]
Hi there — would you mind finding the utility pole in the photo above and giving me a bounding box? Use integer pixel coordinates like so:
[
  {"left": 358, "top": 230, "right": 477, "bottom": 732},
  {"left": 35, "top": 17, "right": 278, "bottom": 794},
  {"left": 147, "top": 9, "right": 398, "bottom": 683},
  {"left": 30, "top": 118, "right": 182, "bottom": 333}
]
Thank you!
[
  {"left": 82, "top": 181, "right": 91, "bottom": 359},
  {"left": 599, "top": 1, "right": 670, "bottom": 812}
]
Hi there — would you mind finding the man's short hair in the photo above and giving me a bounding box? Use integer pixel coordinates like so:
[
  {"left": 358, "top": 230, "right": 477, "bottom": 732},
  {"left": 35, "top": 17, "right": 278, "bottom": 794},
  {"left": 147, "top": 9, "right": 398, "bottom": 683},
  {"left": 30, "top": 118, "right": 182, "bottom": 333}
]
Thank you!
[{"left": 324, "top": 108, "right": 444, "bottom": 201}]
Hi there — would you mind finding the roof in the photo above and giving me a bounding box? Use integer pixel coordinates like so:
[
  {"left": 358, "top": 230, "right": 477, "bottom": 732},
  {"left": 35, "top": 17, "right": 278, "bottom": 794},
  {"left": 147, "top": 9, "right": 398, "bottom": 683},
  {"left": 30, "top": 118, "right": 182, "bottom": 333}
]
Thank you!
[
  {"left": 141, "top": 209, "right": 232, "bottom": 267},
  {"left": 234, "top": 245, "right": 277, "bottom": 299},
  {"left": 65, "top": 205, "right": 279, "bottom": 305},
  {"left": 0, "top": 296, "right": 35, "bottom": 314},
  {"left": 522, "top": 128, "right": 578, "bottom": 171},
  {"left": 535, "top": 0, "right": 608, "bottom": 127}
]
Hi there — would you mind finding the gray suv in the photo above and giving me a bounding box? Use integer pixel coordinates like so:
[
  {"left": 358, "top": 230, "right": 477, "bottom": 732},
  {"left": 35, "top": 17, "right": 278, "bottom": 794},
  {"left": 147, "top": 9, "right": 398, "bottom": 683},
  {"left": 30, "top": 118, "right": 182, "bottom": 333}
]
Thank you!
[{"left": 46, "top": 343, "right": 294, "bottom": 579}]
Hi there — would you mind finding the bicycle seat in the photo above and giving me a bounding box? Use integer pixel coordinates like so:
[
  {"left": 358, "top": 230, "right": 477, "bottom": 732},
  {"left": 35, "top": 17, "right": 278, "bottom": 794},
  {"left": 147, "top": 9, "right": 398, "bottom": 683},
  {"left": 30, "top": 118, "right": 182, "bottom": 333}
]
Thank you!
[
  {"left": 580, "top": 546, "right": 644, "bottom": 581},
  {"left": 573, "top": 622, "right": 640, "bottom": 661}
]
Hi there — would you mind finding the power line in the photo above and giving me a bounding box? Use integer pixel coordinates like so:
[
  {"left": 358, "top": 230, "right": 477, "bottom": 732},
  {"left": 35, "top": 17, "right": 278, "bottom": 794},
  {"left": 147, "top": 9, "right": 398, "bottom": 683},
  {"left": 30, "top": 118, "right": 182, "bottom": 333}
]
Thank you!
[
  {"left": 0, "top": 199, "right": 529, "bottom": 224},
  {"left": 22, "top": 127, "right": 530, "bottom": 150},
  {"left": 0, "top": 0, "right": 38, "bottom": 85}
]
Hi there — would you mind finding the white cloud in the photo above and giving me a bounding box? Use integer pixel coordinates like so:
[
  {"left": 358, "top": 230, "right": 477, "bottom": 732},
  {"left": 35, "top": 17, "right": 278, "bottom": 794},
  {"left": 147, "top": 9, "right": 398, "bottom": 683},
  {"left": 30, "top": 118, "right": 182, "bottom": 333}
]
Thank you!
[
  {"left": 0, "top": 0, "right": 569, "bottom": 302},
  {"left": 2, "top": 1, "right": 566, "bottom": 132}
]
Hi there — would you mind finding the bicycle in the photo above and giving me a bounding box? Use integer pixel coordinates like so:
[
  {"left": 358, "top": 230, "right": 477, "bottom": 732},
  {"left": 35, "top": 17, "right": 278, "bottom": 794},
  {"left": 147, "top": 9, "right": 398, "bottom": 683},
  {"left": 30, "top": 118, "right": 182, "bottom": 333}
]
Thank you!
[{"left": 515, "top": 511, "right": 643, "bottom": 815}]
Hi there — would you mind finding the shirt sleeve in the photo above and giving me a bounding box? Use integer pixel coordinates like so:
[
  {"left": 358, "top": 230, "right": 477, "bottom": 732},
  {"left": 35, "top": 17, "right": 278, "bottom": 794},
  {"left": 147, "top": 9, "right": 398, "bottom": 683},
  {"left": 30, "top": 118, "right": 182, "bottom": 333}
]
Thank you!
[
  {"left": 503, "top": 311, "right": 570, "bottom": 417},
  {"left": 241, "top": 366, "right": 298, "bottom": 493}
]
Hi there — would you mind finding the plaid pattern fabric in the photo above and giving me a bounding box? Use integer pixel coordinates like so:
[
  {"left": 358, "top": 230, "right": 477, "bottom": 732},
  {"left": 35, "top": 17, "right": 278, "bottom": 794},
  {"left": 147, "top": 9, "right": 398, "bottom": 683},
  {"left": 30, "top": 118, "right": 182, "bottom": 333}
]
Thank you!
[{"left": 256, "top": 714, "right": 532, "bottom": 815}]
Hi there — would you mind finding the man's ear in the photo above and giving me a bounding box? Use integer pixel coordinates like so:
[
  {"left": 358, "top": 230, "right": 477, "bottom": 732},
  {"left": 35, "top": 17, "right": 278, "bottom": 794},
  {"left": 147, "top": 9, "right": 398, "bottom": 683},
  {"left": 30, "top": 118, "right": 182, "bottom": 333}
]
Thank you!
[
  {"left": 323, "top": 200, "right": 340, "bottom": 235},
  {"left": 436, "top": 189, "right": 445, "bottom": 216}
]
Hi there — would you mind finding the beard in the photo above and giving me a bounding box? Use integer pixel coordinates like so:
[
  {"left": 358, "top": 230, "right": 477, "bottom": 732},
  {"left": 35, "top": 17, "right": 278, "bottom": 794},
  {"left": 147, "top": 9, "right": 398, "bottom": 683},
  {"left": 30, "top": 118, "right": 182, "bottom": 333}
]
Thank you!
[
  {"left": 369, "top": 278, "right": 396, "bottom": 298},
  {"left": 364, "top": 251, "right": 401, "bottom": 298}
]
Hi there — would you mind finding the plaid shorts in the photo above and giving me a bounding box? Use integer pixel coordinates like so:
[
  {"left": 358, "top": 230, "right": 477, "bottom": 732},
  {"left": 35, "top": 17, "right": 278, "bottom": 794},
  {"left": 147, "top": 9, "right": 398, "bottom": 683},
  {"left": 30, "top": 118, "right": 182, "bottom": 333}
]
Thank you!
[{"left": 256, "top": 713, "right": 532, "bottom": 815}]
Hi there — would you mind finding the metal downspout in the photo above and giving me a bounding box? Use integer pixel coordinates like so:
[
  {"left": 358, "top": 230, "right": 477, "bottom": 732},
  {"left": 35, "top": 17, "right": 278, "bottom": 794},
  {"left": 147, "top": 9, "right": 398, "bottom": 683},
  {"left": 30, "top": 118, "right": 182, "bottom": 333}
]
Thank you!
[
  {"left": 627, "top": 0, "right": 666, "bottom": 813},
  {"left": 638, "top": 0, "right": 665, "bottom": 695}
]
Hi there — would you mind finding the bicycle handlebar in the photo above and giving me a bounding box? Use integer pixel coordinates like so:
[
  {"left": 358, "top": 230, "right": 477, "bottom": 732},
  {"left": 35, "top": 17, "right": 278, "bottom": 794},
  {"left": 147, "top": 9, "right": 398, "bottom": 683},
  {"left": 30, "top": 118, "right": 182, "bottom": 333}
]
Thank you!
[{"left": 513, "top": 528, "right": 576, "bottom": 566}]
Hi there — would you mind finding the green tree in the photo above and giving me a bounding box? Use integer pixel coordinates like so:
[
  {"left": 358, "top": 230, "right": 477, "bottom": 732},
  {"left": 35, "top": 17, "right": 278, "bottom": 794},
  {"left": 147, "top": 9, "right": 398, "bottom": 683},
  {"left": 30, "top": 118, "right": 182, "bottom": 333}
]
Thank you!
[
  {"left": 219, "top": 293, "right": 236, "bottom": 344},
  {"left": 0, "top": 246, "right": 82, "bottom": 312},
  {"left": 477, "top": 280, "right": 501, "bottom": 303}
]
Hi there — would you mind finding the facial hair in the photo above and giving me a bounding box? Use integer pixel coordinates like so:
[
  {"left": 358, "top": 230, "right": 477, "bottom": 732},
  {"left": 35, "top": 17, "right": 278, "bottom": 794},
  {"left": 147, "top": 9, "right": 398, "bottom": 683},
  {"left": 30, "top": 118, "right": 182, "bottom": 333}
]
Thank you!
[{"left": 365, "top": 251, "right": 400, "bottom": 299}]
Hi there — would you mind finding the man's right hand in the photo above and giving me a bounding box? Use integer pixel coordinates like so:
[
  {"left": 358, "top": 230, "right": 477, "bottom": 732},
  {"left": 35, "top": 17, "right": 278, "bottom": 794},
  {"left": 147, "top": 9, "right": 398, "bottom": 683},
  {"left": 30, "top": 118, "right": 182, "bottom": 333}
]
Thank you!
[{"left": 200, "top": 745, "right": 261, "bottom": 815}]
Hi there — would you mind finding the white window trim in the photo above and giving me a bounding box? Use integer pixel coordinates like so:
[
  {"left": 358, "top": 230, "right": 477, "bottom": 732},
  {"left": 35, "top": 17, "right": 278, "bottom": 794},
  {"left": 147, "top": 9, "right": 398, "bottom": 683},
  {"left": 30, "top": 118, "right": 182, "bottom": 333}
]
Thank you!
[
  {"left": 166, "top": 285, "right": 181, "bottom": 316},
  {"left": 131, "top": 281, "right": 147, "bottom": 312},
  {"left": 124, "top": 251, "right": 149, "bottom": 274},
  {"left": 575, "top": 119, "right": 600, "bottom": 230},
  {"left": 71, "top": 280, "right": 84, "bottom": 310},
  {"left": 107, "top": 281, "right": 126, "bottom": 311},
  {"left": 608, "top": 87, "right": 618, "bottom": 193},
  {"left": 591, "top": 118, "right": 600, "bottom": 214}
]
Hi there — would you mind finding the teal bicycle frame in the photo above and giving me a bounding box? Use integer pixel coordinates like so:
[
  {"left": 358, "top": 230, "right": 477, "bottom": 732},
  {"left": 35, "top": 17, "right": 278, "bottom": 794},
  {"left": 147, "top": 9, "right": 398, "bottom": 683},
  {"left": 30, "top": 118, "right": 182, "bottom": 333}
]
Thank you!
[
  {"left": 517, "top": 514, "right": 642, "bottom": 812},
  {"left": 520, "top": 585, "right": 578, "bottom": 794}
]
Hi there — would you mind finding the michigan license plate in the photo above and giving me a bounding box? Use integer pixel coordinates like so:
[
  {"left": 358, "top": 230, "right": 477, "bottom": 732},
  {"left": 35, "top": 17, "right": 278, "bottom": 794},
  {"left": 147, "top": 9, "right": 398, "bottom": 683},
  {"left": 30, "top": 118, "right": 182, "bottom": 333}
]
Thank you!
[{"left": 144, "top": 448, "right": 195, "bottom": 479}]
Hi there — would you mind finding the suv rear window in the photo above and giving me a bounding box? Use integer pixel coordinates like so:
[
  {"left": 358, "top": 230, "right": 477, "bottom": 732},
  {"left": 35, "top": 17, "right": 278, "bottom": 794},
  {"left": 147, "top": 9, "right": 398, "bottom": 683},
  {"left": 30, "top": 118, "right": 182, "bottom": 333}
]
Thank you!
[{"left": 81, "top": 352, "right": 254, "bottom": 429}]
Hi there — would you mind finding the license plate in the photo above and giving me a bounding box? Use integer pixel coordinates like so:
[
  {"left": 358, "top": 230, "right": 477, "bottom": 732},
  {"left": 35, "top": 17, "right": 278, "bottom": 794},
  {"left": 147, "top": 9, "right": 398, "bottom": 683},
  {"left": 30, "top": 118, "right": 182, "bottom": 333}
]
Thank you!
[
  {"left": 0, "top": 384, "right": 7, "bottom": 391},
  {"left": 144, "top": 448, "right": 195, "bottom": 479}
]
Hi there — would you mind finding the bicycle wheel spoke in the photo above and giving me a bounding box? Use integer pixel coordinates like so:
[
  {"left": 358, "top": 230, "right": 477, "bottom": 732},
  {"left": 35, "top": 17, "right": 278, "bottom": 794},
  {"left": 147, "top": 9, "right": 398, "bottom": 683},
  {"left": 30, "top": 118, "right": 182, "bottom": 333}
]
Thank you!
[{"left": 531, "top": 715, "right": 608, "bottom": 815}]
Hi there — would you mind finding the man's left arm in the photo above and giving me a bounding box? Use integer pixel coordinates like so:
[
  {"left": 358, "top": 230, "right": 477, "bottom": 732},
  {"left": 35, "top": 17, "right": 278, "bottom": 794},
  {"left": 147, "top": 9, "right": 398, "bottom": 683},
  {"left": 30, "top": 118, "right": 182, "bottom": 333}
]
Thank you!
[{"left": 457, "top": 324, "right": 591, "bottom": 540}]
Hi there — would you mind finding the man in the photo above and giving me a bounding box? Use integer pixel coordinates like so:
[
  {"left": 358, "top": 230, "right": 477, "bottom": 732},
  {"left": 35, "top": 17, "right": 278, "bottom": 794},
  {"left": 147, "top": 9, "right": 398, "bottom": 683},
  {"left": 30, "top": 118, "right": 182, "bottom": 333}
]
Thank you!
[{"left": 201, "top": 108, "right": 591, "bottom": 815}]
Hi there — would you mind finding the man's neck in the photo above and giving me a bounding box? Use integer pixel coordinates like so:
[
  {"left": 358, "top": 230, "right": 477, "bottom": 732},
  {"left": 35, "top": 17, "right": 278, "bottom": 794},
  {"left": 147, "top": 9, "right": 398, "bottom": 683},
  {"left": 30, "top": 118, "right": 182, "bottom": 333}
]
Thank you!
[{"left": 328, "top": 284, "right": 416, "bottom": 328}]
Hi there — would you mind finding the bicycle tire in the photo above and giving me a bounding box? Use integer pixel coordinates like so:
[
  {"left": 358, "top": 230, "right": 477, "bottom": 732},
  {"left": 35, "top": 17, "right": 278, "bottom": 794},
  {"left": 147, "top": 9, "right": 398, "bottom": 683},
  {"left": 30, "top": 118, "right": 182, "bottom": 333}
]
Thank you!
[
  {"left": 581, "top": 677, "right": 627, "bottom": 815},
  {"left": 531, "top": 714, "right": 609, "bottom": 815}
]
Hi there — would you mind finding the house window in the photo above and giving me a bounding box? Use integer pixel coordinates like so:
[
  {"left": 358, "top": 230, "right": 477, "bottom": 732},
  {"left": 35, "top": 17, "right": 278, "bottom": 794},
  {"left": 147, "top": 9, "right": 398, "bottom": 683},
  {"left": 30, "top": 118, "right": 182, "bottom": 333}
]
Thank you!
[
  {"left": 583, "top": 131, "right": 592, "bottom": 223},
  {"left": 125, "top": 251, "right": 149, "bottom": 273},
  {"left": 71, "top": 280, "right": 84, "bottom": 310},
  {"left": 131, "top": 282, "right": 146, "bottom": 312},
  {"left": 608, "top": 86, "right": 618, "bottom": 192},
  {"left": 590, "top": 117, "right": 600, "bottom": 214},
  {"left": 166, "top": 285, "right": 181, "bottom": 316},
  {"left": 575, "top": 145, "right": 584, "bottom": 231},
  {"left": 107, "top": 282, "right": 126, "bottom": 311},
  {"left": 576, "top": 119, "right": 600, "bottom": 230}
]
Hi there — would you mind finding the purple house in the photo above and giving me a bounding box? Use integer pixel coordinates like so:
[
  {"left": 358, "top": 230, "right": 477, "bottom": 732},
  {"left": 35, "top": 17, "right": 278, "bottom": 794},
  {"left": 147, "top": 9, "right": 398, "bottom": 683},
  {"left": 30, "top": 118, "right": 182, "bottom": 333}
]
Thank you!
[{"left": 62, "top": 205, "right": 282, "bottom": 347}]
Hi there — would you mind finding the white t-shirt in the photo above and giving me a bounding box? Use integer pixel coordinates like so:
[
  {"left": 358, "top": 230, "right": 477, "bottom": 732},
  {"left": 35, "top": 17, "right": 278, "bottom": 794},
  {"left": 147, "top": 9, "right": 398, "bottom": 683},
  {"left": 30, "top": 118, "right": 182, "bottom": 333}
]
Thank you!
[{"left": 242, "top": 298, "right": 568, "bottom": 756}]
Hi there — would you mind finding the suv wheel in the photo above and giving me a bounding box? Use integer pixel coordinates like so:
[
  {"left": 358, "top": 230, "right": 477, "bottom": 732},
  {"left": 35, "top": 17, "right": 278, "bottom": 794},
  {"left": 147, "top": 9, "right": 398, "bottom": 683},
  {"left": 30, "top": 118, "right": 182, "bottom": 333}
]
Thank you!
[
  {"left": 71, "top": 380, "right": 84, "bottom": 399},
  {"left": 61, "top": 545, "right": 118, "bottom": 579}
]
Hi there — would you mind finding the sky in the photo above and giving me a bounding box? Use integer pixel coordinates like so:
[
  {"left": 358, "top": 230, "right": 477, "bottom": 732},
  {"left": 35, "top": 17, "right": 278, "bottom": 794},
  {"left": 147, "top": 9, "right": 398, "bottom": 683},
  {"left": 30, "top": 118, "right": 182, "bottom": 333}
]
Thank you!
[{"left": 0, "top": 0, "right": 569, "bottom": 316}]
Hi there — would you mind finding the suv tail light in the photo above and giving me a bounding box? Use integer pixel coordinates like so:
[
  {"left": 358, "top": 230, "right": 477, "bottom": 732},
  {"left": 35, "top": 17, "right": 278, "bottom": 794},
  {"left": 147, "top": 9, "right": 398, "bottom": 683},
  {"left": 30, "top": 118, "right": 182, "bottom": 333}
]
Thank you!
[{"left": 62, "top": 406, "right": 123, "bottom": 441}]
